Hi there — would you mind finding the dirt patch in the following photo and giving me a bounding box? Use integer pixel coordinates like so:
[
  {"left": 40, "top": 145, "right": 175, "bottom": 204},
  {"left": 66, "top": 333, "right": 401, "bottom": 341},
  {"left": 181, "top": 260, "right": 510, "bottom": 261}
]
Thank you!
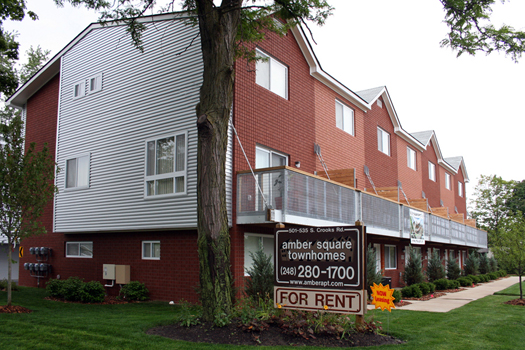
[
  {"left": 44, "top": 296, "right": 130, "bottom": 305},
  {"left": 0, "top": 305, "right": 33, "bottom": 314},
  {"left": 147, "top": 321, "right": 404, "bottom": 347},
  {"left": 504, "top": 298, "right": 525, "bottom": 306}
]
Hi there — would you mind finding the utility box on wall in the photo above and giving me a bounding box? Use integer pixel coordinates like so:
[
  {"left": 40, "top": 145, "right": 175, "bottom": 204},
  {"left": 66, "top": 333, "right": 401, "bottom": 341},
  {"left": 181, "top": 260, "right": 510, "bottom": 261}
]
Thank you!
[
  {"left": 103, "top": 264, "right": 116, "bottom": 280},
  {"left": 115, "top": 265, "right": 130, "bottom": 284}
]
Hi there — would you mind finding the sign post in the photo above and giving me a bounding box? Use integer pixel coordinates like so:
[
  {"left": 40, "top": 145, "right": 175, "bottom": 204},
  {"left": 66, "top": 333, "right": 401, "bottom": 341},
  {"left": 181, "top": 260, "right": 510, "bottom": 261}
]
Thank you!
[{"left": 274, "top": 224, "right": 366, "bottom": 315}]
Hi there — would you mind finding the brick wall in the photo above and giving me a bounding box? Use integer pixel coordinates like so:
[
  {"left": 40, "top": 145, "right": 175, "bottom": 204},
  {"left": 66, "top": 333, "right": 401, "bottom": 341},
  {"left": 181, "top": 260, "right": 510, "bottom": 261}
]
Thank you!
[
  {"left": 396, "top": 139, "right": 423, "bottom": 200},
  {"left": 421, "top": 140, "right": 441, "bottom": 208}
]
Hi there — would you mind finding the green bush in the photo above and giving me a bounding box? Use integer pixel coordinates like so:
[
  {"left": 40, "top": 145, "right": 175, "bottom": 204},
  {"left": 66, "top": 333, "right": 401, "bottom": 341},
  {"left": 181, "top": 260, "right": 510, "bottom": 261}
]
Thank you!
[
  {"left": 62, "top": 277, "right": 84, "bottom": 301},
  {"left": 447, "top": 279, "right": 461, "bottom": 289},
  {"left": 403, "top": 246, "right": 424, "bottom": 286},
  {"left": 434, "top": 278, "right": 449, "bottom": 291},
  {"left": 120, "top": 281, "right": 149, "bottom": 301},
  {"left": 489, "top": 257, "right": 498, "bottom": 273},
  {"left": 479, "top": 274, "right": 489, "bottom": 283},
  {"left": 446, "top": 258, "right": 461, "bottom": 280},
  {"left": 426, "top": 251, "right": 446, "bottom": 282},
  {"left": 81, "top": 281, "right": 106, "bottom": 303},
  {"left": 245, "top": 244, "right": 274, "bottom": 300},
  {"left": 401, "top": 284, "right": 422, "bottom": 298},
  {"left": 457, "top": 276, "right": 473, "bottom": 287},
  {"left": 479, "top": 254, "right": 490, "bottom": 274},
  {"left": 488, "top": 272, "right": 498, "bottom": 280},
  {"left": 498, "top": 270, "right": 507, "bottom": 277},
  {"left": 0, "top": 279, "right": 19, "bottom": 291},
  {"left": 467, "top": 274, "right": 480, "bottom": 284},
  {"left": 417, "top": 282, "right": 431, "bottom": 295},
  {"left": 464, "top": 251, "right": 480, "bottom": 276},
  {"left": 392, "top": 289, "right": 402, "bottom": 303},
  {"left": 46, "top": 278, "right": 65, "bottom": 297}
]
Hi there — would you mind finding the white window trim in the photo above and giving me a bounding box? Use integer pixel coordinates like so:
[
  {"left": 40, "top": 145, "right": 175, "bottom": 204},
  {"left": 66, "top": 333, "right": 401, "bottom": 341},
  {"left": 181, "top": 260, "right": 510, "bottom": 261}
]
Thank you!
[
  {"left": 142, "top": 241, "right": 161, "bottom": 260},
  {"left": 407, "top": 147, "right": 416, "bottom": 170},
  {"left": 377, "top": 127, "right": 390, "bottom": 156},
  {"left": 385, "top": 244, "right": 397, "bottom": 270},
  {"left": 244, "top": 233, "right": 274, "bottom": 276},
  {"left": 144, "top": 131, "right": 188, "bottom": 199},
  {"left": 458, "top": 181, "right": 464, "bottom": 197},
  {"left": 428, "top": 161, "right": 436, "bottom": 182},
  {"left": 66, "top": 241, "right": 93, "bottom": 258},
  {"left": 86, "top": 73, "right": 103, "bottom": 94},
  {"left": 72, "top": 80, "right": 85, "bottom": 99},
  {"left": 64, "top": 153, "right": 91, "bottom": 191},
  {"left": 255, "top": 145, "right": 288, "bottom": 169},
  {"left": 255, "top": 49, "right": 288, "bottom": 99},
  {"left": 335, "top": 100, "right": 354, "bottom": 135}
]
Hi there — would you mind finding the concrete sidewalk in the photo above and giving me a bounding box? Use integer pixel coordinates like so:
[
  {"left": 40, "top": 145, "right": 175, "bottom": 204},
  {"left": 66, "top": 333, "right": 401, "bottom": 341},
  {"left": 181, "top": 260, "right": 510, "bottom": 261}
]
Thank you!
[{"left": 373, "top": 276, "right": 520, "bottom": 313}]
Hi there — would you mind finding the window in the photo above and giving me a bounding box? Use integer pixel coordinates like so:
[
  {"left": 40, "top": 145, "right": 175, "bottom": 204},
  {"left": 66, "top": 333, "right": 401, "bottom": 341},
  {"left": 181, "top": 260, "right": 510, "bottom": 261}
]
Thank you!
[
  {"left": 377, "top": 127, "right": 390, "bottom": 155},
  {"left": 373, "top": 243, "right": 382, "bottom": 273},
  {"left": 445, "top": 173, "right": 451, "bottom": 190},
  {"left": 142, "top": 241, "right": 160, "bottom": 260},
  {"left": 434, "top": 248, "right": 440, "bottom": 258},
  {"left": 256, "top": 49, "right": 288, "bottom": 99},
  {"left": 73, "top": 81, "right": 85, "bottom": 99},
  {"left": 407, "top": 147, "right": 416, "bottom": 170},
  {"left": 145, "top": 132, "right": 187, "bottom": 197},
  {"left": 65, "top": 155, "right": 90, "bottom": 189},
  {"left": 385, "top": 245, "right": 397, "bottom": 269},
  {"left": 458, "top": 181, "right": 463, "bottom": 197},
  {"left": 66, "top": 242, "right": 93, "bottom": 258},
  {"left": 335, "top": 100, "right": 354, "bottom": 135},
  {"left": 255, "top": 146, "right": 288, "bottom": 169},
  {"left": 428, "top": 161, "right": 436, "bottom": 181},
  {"left": 244, "top": 234, "right": 274, "bottom": 275},
  {"left": 87, "top": 73, "right": 102, "bottom": 94},
  {"left": 449, "top": 250, "right": 456, "bottom": 261}
]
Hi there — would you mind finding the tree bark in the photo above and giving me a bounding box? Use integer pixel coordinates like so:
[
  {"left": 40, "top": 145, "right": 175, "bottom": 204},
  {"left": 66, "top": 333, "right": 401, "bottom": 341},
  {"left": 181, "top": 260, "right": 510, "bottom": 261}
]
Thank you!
[
  {"left": 195, "top": 0, "right": 242, "bottom": 322},
  {"left": 7, "top": 237, "right": 13, "bottom": 306}
]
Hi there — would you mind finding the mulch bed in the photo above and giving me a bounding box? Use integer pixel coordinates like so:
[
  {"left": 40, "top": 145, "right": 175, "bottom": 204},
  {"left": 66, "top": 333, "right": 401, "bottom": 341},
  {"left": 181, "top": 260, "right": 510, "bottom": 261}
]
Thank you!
[
  {"left": 0, "top": 305, "right": 33, "bottom": 314},
  {"left": 147, "top": 321, "right": 404, "bottom": 347},
  {"left": 504, "top": 298, "right": 525, "bottom": 306}
]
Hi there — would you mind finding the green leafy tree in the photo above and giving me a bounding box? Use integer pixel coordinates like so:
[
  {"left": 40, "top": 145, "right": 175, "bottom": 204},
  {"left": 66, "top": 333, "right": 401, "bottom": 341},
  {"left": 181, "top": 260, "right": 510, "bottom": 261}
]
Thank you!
[
  {"left": 28, "top": 0, "right": 525, "bottom": 322},
  {"left": 403, "top": 246, "right": 424, "bottom": 286},
  {"left": 492, "top": 212, "right": 525, "bottom": 299},
  {"left": 508, "top": 180, "right": 525, "bottom": 216},
  {"left": 1, "top": 45, "right": 55, "bottom": 307},
  {"left": 366, "top": 244, "right": 383, "bottom": 296},
  {"left": 426, "top": 250, "right": 446, "bottom": 282}
]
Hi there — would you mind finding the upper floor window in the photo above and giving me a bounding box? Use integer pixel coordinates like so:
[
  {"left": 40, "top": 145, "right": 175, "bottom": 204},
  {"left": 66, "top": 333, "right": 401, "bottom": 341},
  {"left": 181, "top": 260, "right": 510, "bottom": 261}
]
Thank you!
[
  {"left": 87, "top": 73, "right": 102, "bottom": 94},
  {"left": 335, "top": 100, "right": 354, "bottom": 135},
  {"left": 142, "top": 241, "right": 160, "bottom": 260},
  {"left": 445, "top": 173, "right": 451, "bottom": 190},
  {"left": 407, "top": 147, "right": 416, "bottom": 170},
  {"left": 377, "top": 127, "right": 390, "bottom": 155},
  {"left": 255, "top": 145, "right": 288, "bottom": 169},
  {"left": 255, "top": 49, "right": 288, "bottom": 99},
  {"left": 73, "top": 80, "right": 85, "bottom": 99},
  {"left": 145, "top": 132, "right": 187, "bottom": 197},
  {"left": 428, "top": 161, "right": 436, "bottom": 182},
  {"left": 66, "top": 242, "right": 93, "bottom": 258},
  {"left": 65, "top": 155, "right": 90, "bottom": 189},
  {"left": 458, "top": 181, "right": 463, "bottom": 197}
]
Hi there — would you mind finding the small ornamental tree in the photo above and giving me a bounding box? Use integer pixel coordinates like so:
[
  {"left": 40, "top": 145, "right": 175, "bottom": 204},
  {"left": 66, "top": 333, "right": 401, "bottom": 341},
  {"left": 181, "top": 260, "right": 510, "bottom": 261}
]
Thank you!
[
  {"left": 446, "top": 255, "right": 461, "bottom": 280},
  {"left": 426, "top": 250, "right": 446, "bottom": 282},
  {"left": 403, "top": 246, "right": 424, "bottom": 286},
  {"left": 489, "top": 256, "right": 498, "bottom": 273},
  {"left": 244, "top": 244, "right": 273, "bottom": 301},
  {"left": 464, "top": 251, "right": 480, "bottom": 276},
  {"left": 479, "top": 253, "right": 490, "bottom": 274},
  {"left": 366, "top": 244, "right": 383, "bottom": 295}
]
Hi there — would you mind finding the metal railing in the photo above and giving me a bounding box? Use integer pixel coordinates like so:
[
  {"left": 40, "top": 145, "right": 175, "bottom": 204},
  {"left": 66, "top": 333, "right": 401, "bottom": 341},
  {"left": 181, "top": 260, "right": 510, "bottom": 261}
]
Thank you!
[{"left": 237, "top": 167, "right": 487, "bottom": 248}]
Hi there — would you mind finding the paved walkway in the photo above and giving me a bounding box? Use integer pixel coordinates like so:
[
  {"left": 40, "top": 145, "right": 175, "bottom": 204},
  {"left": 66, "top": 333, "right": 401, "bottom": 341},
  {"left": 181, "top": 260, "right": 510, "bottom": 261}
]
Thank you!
[{"left": 370, "top": 276, "right": 520, "bottom": 313}]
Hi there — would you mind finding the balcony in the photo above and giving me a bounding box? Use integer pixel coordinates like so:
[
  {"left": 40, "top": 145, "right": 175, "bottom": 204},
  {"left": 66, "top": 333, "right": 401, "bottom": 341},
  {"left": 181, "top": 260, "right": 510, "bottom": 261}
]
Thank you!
[{"left": 237, "top": 166, "right": 487, "bottom": 249}]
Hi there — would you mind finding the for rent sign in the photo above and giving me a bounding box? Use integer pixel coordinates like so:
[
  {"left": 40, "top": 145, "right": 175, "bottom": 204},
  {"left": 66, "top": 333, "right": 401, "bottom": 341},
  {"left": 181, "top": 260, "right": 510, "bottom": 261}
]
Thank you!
[
  {"left": 274, "top": 226, "right": 365, "bottom": 290},
  {"left": 274, "top": 287, "right": 365, "bottom": 314}
]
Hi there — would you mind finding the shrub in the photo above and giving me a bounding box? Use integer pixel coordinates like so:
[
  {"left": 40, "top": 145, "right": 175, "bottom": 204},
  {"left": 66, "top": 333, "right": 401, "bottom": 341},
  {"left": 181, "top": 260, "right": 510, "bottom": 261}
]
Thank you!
[
  {"left": 427, "top": 282, "right": 436, "bottom": 293},
  {"left": 434, "top": 278, "right": 449, "bottom": 291},
  {"left": 401, "top": 284, "right": 422, "bottom": 298},
  {"left": 245, "top": 244, "right": 274, "bottom": 300},
  {"left": 479, "top": 254, "right": 490, "bottom": 274},
  {"left": 488, "top": 272, "right": 498, "bottom": 280},
  {"left": 0, "top": 279, "right": 19, "bottom": 291},
  {"left": 403, "top": 246, "right": 424, "bottom": 286},
  {"left": 479, "top": 274, "right": 489, "bottom": 282},
  {"left": 81, "top": 281, "right": 106, "bottom": 303},
  {"left": 457, "top": 276, "right": 473, "bottom": 287},
  {"left": 426, "top": 251, "right": 446, "bottom": 282},
  {"left": 62, "top": 277, "right": 84, "bottom": 301},
  {"left": 46, "top": 278, "right": 65, "bottom": 297},
  {"left": 446, "top": 258, "right": 461, "bottom": 280},
  {"left": 366, "top": 244, "right": 383, "bottom": 296},
  {"left": 467, "top": 274, "right": 480, "bottom": 284},
  {"left": 498, "top": 270, "right": 507, "bottom": 277},
  {"left": 447, "top": 279, "right": 460, "bottom": 289},
  {"left": 392, "top": 289, "right": 402, "bottom": 303},
  {"left": 489, "top": 257, "right": 498, "bottom": 273},
  {"left": 417, "top": 282, "right": 431, "bottom": 295},
  {"left": 120, "top": 281, "right": 149, "bottom": 301},
  {"left": 464, "top": 251, "right": 480, "bottom": 276}
]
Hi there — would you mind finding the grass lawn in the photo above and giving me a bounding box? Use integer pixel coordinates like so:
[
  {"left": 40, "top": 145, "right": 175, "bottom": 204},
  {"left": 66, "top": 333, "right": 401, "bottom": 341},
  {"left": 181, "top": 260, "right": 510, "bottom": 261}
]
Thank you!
[
  {"left": 1, "top": 286, "right": 524, "bottom": 350},
  {"left": 493, "top": 279, "right": 524, "bottom": 296}
]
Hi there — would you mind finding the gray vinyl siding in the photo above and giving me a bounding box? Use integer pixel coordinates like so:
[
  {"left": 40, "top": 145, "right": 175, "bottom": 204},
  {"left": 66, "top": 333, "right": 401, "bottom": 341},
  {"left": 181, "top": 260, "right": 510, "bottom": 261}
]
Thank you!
[{"left": 54, "top": 19, "right": 202, "bottom": 232}]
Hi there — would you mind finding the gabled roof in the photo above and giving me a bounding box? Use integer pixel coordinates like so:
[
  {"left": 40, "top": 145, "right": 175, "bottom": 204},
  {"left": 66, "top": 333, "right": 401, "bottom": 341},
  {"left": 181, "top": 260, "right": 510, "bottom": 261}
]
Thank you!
[
  {"left": 411, "top": 130, "right": 434, "bottom": 146},
  {"left": 7, "top": 12, "right": 190, "bottom": 108},
  {"left": 444, "top": 156, "right": 469, "bottom": 182},
  {"left": 356, "top": 86, "right": 385, "bottom": 104},
  {"left": 409, "top": 130, "right": 457, "bottom": 174}
]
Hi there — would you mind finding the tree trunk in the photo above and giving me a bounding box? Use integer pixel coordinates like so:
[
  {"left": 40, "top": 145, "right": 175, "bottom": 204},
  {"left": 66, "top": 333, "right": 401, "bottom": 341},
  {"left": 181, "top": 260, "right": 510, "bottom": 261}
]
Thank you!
[
  {"left": 7, "top": 237, "right": 13, "bottom": 306},
  {"left": 195, "top": 0, "right": 242, "bottom": 322}
]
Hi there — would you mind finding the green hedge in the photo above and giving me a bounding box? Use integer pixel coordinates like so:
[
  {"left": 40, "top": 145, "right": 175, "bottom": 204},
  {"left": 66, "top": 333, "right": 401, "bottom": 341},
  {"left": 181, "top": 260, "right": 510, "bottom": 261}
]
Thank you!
[
  {"left": 119, "top": 281, "right": 149, "bottom": 301},
  {"left": 401, "top": 284, "right": 422, "bottom": 298},
  {"left": 46, "top": 277, "right": 105, "bottom": 303},
  {"left": 457, "top": 277, "right": 473, "bottom": 287}
]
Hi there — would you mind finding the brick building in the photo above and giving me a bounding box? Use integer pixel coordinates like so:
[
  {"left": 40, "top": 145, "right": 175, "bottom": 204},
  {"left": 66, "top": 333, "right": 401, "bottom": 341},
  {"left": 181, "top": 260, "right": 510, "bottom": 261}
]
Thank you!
[{"left": 6, "top": 13, "right": 486, "bottom": 300}]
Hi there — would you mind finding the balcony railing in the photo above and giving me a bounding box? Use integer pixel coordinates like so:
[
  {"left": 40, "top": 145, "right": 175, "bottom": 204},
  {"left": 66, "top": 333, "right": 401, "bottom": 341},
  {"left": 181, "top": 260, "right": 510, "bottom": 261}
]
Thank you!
[{"left": 237, "top": 166, "right": 487, "bottom": 249}]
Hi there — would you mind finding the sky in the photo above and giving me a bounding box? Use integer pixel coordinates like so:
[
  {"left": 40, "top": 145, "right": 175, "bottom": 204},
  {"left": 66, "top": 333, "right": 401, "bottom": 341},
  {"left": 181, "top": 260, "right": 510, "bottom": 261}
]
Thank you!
[{"left": 5, "top": 0, "right": 525, "bottom": 206}]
